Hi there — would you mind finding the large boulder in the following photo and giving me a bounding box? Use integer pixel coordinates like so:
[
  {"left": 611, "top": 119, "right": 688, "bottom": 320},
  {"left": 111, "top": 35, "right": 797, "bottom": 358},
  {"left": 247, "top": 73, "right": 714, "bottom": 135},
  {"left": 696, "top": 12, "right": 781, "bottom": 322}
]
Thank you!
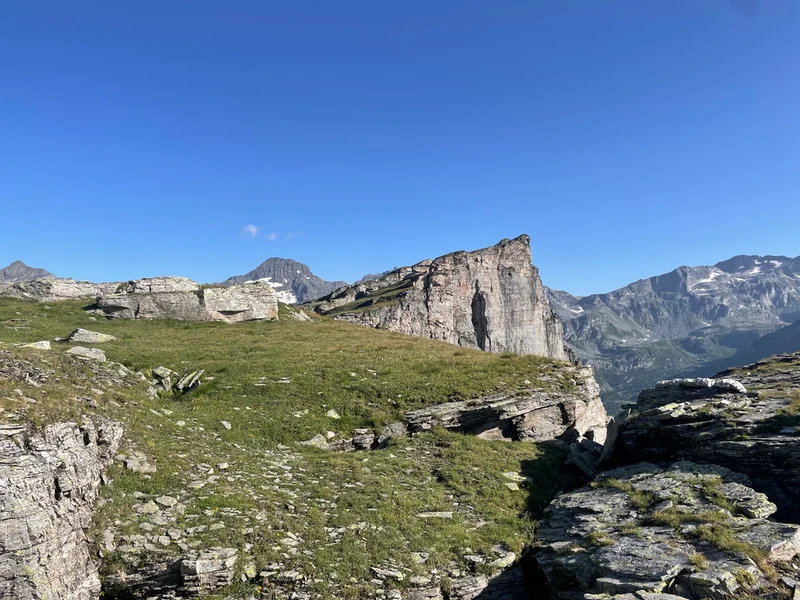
[
  {"left": 96, "top": 279, "right": 278, "bottom": 323},
  {"left": 310, "top": 235, "right": 570, "bottom": 360},
  {"left": 607, "top": 353, "right": 800, "bottom": 523},
  {"left": 533, "top": 461, "right": 800, "bottom": 599},
  {"left": 405, "top": 365, "right": 607, "bottom": 443}
]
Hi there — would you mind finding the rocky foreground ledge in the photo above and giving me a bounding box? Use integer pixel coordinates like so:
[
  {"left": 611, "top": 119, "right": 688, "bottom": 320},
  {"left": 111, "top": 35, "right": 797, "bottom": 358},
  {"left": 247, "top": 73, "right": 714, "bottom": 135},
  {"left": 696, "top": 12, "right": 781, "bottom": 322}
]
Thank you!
[
  {"left": 531, "top": 353, "right": 800, "bottom": 599},
  {"left": 534, "top": 461, "right": 800, "bottom": 599}
]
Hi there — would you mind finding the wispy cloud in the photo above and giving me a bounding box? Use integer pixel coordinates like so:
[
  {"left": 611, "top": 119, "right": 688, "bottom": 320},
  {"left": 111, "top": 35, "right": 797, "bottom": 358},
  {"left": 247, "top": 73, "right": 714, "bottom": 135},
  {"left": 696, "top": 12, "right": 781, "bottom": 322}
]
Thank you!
[
  {"left": 285, "top": 232, "right": 305, "bottom": 241},
  {"left": 265, "top": 232, "right": 277, "bottom": 241},
  {"left": 241, "top": 224, "right": 259, "bottom": 239}
]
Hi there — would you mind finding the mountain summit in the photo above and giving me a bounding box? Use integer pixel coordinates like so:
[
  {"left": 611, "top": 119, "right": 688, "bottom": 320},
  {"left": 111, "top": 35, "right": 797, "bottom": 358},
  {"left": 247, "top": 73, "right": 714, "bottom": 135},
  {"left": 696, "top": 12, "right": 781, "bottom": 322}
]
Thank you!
[
  {"left": 223, "top": 258, "right": 347, "bottom": 304},
  {"left": 0, "top": 260, "right": 55, "bottom": 283}
]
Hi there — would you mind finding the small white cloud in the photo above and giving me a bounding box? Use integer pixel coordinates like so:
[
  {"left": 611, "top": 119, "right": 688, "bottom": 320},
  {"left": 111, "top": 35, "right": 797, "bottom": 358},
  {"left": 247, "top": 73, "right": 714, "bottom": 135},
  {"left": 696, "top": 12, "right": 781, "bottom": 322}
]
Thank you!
[
  {"left": 266, "top": 232, "right": 277, "bottom": 241},
  {"left": 285, "top": 231, "right": 304, "bottom": 241},
  {"left": 242, "top": 224, "right": 259, "bottom": 239}
]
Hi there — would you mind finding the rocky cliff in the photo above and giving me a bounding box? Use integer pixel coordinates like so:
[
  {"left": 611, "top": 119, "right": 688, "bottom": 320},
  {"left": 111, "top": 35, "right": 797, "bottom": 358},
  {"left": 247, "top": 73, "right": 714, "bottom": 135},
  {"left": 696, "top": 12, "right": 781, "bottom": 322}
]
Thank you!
[
  {"left": 311, "top": 235, "right": 570, "bottom": 360},
  {"left": 0, "top": 419, "right": 123, "bottom": 600}
]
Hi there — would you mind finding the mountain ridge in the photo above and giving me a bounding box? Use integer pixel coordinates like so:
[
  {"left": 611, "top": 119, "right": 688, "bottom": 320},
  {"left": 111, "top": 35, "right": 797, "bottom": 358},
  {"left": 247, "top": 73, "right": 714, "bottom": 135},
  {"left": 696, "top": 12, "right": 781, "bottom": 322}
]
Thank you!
[
  {"left": 223, "top": 257, "right": 347, "bottom": 304},
  {"left": 547, "top": 253, "right": 800, "bottom": 409}
]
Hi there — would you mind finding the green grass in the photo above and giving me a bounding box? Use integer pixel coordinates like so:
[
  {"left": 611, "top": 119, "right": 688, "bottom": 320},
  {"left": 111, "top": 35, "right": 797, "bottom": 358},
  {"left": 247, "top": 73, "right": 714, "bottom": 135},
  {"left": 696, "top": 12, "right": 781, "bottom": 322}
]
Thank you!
[{"left": 0, "top": 297, "right": 577, "bottom": 599}]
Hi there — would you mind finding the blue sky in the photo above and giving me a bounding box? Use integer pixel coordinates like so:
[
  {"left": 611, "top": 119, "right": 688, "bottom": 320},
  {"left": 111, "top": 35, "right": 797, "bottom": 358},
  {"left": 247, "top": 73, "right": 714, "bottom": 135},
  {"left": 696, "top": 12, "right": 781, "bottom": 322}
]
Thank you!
[{"left": 1, "top": 1, "right": 798, "bottom": 295}]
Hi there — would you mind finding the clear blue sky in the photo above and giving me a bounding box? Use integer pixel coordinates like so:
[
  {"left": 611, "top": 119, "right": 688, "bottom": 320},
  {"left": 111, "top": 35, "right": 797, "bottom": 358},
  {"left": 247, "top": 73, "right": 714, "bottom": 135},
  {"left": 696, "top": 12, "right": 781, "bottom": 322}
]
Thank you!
[{"left": 1, "top": 1, "right": 798, "bottom": 295}]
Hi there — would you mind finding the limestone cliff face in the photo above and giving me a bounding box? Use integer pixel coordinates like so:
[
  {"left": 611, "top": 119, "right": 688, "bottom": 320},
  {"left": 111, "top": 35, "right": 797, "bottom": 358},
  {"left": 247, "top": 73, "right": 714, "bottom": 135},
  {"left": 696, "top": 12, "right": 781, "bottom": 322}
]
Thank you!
[
  {"left": 0, "top": 419, "right": 123, "bottom": 600},
  {"left": 312, "top": 235, "right": 570, "bottom": 360}
]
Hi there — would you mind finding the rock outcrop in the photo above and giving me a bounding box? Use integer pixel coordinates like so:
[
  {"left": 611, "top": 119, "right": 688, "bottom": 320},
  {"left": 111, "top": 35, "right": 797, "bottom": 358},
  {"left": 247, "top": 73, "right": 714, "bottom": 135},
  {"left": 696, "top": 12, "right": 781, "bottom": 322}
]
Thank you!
[
  {"left": 534, "top": 461, "right": 800, "bottom": 599},
  {"left": 607, "top": 353, "right": 800, "bottom": 523},
  {"left": 96, "top": 278, "right": 279, "bottom": 322},
  {"left": 0, "top": 278, "right": 120, "bottom": 302},
  {"left": 310, "top": 235, "right": 570, "bottom": 360},
  {"left": 405, "top": 365, "right": 607, "bottom": 444},
  {"left": 0, "top": 419, "right": 123, "bottom": 600}
]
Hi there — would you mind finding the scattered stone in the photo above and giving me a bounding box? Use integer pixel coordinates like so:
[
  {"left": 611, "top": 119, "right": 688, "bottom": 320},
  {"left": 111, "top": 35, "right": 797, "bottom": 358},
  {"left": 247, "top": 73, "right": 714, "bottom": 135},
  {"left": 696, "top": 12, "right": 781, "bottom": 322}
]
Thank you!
[
  {"left": 65, "top": 346, "right": 107, "bottom": 362},
  {"left": 17, "top": 341, "right": 51, "bottom": 350},
  {"left": 155, "top": 495, "right": 178, "bottom": 508},
  {"left": 326, "top": 409, "right": 341, "bottom": 419},
  {"left": 416, "top": 512, "right": 453, "bottom": 519},
  {"left": 66, "top": 328, "right": 117, "bottom": 343}
]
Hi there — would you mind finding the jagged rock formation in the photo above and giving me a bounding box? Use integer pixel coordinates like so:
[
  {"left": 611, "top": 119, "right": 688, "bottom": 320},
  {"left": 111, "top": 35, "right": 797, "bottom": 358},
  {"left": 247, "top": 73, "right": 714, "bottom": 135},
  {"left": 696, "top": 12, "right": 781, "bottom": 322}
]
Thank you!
[
  {"left": 311, "top": 235, "right": 570, "bottom": 360},
  {"left": 0, "top": 278, "right": 120, "bottom": 302},
  {"left": 223, "top": 257, "right": 347, "bottom": 304},
  {"left": 96, "top": 278, "right": 278, "bottom": 322},
  {"left": 0, "top": 260, "right": 55, "bottom": 282},
  {"left": 607, "top": 353, "right": 800, "bottom": 523},
  {"left": 534, "top": 461, "right": 800, "bottom": 599},
  {"left": 0, "top": 419, "right": 123, "bottom": 600},
  {"left": 405, "top": 365, "right": 607, "bottom": 443},
  {"left": 547, "top": 254, "right": 800, "bottom": 410}
]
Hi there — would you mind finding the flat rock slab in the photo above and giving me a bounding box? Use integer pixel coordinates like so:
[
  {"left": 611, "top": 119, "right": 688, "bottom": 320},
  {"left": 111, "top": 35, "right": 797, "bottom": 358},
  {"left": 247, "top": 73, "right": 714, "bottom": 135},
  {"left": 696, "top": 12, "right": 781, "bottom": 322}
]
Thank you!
[
  {"left": 66, "top": 346, "right": 107, "bottom": 362},
  {"left": 67, "top": 328, "right": 117, "bottom": 343}
]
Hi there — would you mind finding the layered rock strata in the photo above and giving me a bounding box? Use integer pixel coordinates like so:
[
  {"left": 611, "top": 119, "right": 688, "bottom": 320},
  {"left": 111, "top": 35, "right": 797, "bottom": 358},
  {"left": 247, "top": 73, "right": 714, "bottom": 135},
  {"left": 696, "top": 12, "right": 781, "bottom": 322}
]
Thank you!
[
  {"left": 311, "top": 235, "right": 570, "bottom": 359},
  {"left": 0, "top": 419, "right": 123, "bottom": 600},
  {"left": 405, "top": 365, "right": 607, "bottom": 443}
]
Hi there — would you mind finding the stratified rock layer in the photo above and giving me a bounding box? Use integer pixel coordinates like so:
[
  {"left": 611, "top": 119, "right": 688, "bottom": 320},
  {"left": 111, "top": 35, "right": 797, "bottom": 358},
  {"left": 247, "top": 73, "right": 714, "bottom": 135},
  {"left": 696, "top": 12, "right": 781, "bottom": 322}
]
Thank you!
[
  {"left": 405, "top": 365, "right": 607, "bottom": 444},
  {"left": 96, "top": 278, "right": 278, "bottom": 323},
  {"left": 609, "top": 353, "right": 800, "bottom": 523},
  {"left": 311, "top": 235, "right": 569, "bottom": 360},
  {"left": 534, "top": 462, "right": 800, "bottom": 599},
  {"left": 0, "top": 419, "right": 123, "bottom": 600},
  {"left": 0, "top": 278, "right": 120, "bottom": 302}
]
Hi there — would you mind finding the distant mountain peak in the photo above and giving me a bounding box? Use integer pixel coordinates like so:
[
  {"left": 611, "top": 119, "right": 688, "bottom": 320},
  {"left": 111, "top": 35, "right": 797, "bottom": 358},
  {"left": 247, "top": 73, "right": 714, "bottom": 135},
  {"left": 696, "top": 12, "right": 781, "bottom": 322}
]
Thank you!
[
  {"left": 0, "top": 260, "right": 55, "bottom": 283},
  {"left": 547, "top": 252, "right": 800, "bottom": 411},
  {"left": 223, "top": 257, "right": 346, "bottom": 304}
]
